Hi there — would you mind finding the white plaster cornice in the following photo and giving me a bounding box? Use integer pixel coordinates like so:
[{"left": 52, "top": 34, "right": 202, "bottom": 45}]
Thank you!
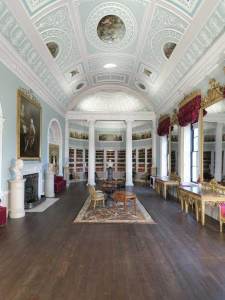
[{"left": 66, "top": 111, "right": 156, "bottom": 122}]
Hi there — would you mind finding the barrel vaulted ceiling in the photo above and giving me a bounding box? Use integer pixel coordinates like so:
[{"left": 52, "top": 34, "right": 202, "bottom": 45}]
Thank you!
[{"left": 0, "top": 0, "right": 225, "bottom": 115}]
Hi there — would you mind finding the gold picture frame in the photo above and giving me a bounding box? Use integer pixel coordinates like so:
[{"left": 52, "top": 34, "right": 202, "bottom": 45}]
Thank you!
[
  {"left": 17, "top": 89, "right": 42, "bottom": 160},
  {"left": 199, "top": 79, "right": 225, "bottom": 182}
]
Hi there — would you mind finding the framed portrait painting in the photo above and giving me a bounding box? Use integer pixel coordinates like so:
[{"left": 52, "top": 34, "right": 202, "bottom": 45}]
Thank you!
[{"left": 17, "top": 89, "right": 41, "bottom": 160}]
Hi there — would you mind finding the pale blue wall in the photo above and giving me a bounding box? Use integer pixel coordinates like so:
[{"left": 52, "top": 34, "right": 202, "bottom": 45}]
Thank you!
[{"left": 0, "top": 62, "right": 65, "bottom": 192}]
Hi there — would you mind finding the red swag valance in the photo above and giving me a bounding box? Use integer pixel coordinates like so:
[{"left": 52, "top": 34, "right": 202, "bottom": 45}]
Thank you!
[
  {"left": 157, "top": 115, "right": 171, "bottom": 136},
  {"left": 177, "top": 92, "right": 202, "bottom": 127}
]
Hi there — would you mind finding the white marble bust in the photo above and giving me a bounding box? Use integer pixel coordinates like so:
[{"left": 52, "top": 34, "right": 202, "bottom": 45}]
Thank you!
[
  {"left": 10, "top": 159, "right": 24, "bottom": 180},
  {"left": 107, "top": 160, "right": 113, "bottom": 168}
]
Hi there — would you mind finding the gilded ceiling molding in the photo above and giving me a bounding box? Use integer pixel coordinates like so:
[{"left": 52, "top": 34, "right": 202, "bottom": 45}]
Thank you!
[
  {"left": 201, "top": 79, "right": 224, "bottom": 109},
  {"left": 178, "top": 90, "right": 201, "bottom": 108},
  {"left": 170, "top": 110, "right": 178, "bottom": 125}
]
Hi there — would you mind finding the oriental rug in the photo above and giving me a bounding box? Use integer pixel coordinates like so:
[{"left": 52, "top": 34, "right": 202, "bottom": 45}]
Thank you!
[{"left": 74, "top": 196, "right": 155, "bottom": 224}]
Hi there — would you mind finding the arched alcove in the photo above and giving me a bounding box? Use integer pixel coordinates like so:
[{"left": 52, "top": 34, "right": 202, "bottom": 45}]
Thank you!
[{"left": 47, "top": 119, "right": 63, "bottom": 175}]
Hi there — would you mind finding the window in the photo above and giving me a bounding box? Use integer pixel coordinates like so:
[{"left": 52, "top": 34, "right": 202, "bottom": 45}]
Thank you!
[{"left": 191, "top": 125, "right": 199, "bottom": 182}]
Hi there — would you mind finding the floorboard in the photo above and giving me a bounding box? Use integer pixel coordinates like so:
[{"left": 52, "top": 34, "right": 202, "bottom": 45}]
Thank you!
[{"left": 0, "top": 183, "right": 225, "bottom": 300}]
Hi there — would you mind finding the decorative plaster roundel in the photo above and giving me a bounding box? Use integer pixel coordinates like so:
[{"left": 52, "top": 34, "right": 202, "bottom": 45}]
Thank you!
[{"left": 85, "top": 2, "right": 137, "bottom": 51}]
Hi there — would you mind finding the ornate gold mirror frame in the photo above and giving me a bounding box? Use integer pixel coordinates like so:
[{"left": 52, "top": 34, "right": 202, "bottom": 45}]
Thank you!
[{"left": 199, "top": 79, "right": 225, "bottom": 182}]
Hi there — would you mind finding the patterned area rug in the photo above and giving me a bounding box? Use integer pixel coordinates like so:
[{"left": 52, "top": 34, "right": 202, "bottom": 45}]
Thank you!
[{"left": 74, "top": 197, "right": 155, "bottom": 224}]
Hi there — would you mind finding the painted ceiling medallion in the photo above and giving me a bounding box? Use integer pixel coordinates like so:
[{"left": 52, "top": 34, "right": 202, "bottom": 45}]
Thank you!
[
  {"left": 163, "top": 42, "right": 177, "bottom": 59},
  {"left": 97, "top": 15, "right": 126, "bottom": 44},
  {"left": 46, "top": 42, "right": 59, "bottom": 58},
  {"left": 85, "top": 2, "right": 137, "bottom": 51}
]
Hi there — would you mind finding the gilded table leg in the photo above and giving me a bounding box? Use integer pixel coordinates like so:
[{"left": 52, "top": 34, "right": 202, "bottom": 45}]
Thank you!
[
  {"left": 195, "top": 200, "right": 199, "bottom": 222},
  {"left": 164, "top": 184, "right": 167, "bottom": 200},
  {"left": 185, "top": 196, "right": 189, "bottom": 213},
  {"left": 201, "top": 201, "right": 205, "bottom": 226}
]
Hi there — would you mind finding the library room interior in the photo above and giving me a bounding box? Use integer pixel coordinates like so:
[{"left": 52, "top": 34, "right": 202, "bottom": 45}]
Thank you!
[{"left": 0, "top": 0, "right": 225, "bottom": 299}]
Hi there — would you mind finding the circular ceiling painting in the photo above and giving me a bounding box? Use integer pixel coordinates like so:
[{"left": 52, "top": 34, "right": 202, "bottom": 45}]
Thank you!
[
  {"left": 97, "top": 15, "right": 126, "bottom": 44},
  {"left": 85, "top": 2, "right": 137, "bottom": 51}
]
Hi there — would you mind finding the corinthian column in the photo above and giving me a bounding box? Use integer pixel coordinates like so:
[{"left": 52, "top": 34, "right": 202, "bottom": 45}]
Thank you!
[
  {"left": 126, "top": 120, "right": 133, "bottom": 186},
  {"left": 88, "top": 120, "right": 95, "bottom": 185}
]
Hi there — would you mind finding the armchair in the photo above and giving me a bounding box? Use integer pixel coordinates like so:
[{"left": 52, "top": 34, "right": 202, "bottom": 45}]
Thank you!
[
  {"left": 54, "top": 176, "right": 66, "bottom": 193},
  {"left": 88, "top": 185, "right": 105, "bottom": 209}
]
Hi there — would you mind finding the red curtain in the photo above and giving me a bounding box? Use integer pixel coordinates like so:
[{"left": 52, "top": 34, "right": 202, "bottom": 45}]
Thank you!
[
  {"left": 157, "top": 117, "right": 170, "bottom": 136},
  {"left": 177, "top": 95, "right": 201, "bottom": 127}
]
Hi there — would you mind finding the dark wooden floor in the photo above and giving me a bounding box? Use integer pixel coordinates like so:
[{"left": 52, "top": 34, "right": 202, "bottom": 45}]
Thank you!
[{"left": 1, "top": 183, "right": 225, "bottom": 300}]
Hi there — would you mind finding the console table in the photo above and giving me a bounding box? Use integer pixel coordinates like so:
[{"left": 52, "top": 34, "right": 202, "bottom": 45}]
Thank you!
[
  {"left": 155, "top": 176, "right": 180, "bottom": 200},
  {"left": 178, "top": 185, "right": 225, "bottom": 230}
]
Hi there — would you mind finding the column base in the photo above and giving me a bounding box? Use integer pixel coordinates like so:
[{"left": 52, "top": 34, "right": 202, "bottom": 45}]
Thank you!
[{"left": 126, "top": 182, "right": 134, "bottom": 187}]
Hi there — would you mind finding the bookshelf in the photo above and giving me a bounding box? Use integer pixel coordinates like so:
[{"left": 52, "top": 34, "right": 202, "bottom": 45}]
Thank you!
[
  {"left": 138, "top": 148, "right": 145, "bottom": 173},
  {"left": 75, "top": 149, "right": 84, "bottom": 173},
  {"left": 69, "top": 148, "right": 75, "bottom": 180},
  {"left": 147, "top": 148, "right": 152, "bottom": 173},
  {"left": 132, "top": 150, "right": 136, "bottom": 172},
  {"left": 68, "top": 146, "right": 153, "bottom": 181},
  {"left": 117, "top": 150, "right": 126, "bottom": 172},
  {"left": 96, "top": 150, "right": 104, "bottom": 172}
]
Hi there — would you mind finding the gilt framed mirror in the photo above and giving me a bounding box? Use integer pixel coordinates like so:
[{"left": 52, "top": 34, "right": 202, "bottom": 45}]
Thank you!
[{"left": 199, "top": 79, "right": 225, "bottom": 183}]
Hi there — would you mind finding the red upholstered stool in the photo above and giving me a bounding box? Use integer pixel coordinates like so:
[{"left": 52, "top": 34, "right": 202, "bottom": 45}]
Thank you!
[
  {"left": 0, "top": 206, "right": 7, "bottom": 226},
  {"left": 219, "top": 204, "right": 225, "bottom": 233}
]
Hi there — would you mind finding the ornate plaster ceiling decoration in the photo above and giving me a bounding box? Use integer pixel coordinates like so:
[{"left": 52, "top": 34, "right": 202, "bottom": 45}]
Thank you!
[
  {"left": 0, "top": 0, "right": 68, "bottom": 107},
  {"left": 35, "top": 6, "right": 81, "bottom": 74},
  {"left": 1, "top": 0, "right": 224, "bottom": 115},
  {"left": 21, "top": 0, "right": 56, "bottom": 16},
  {"left": 75, "top": 91, "right": 148, "bottom": 112},
  {"left": 157, "top": 0, "right": 225, "bottom": 112},
  {"left": 85, "top": 2, "right": 138, "bottom": 51},
  {"left": 166, "top": 0, "right": 202, "bottom": 16}
]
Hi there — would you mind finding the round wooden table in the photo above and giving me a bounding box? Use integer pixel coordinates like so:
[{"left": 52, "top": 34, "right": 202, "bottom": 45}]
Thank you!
[{"left": 112, "top": 191, "right": 137, "bottom": 214}]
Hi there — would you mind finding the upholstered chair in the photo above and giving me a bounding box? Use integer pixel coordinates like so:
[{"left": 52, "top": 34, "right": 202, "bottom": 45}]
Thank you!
[{"left": 88, "top": 185, "right": 105, "bottom": 209}]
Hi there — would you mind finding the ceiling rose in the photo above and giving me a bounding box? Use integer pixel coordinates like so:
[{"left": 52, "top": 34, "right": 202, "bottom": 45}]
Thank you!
[
  {"left": 85, "top": 2, "right": 137, "bottom": 51},
  {"left": 97, "top": 15, "right": 126, "bottom": 44}
]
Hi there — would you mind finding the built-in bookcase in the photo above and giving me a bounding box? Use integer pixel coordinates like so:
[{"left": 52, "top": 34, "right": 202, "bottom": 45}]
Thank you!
[
  {"left": 138, "top": 148, "right": 145, "bottom": 173},
  {"left": 69, "top": 147, "right": 152, "bottom": 181},
  {"left": 117, "top": 150, "right": 126, "bottom": 172},
  {"left": 96, "top": 150, "right": 104, "bottom": 172}
]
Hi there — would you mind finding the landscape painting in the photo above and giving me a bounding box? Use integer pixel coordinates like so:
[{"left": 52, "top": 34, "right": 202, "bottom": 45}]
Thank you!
[
  {"left": 132, "top": 131, "right": 151, "bottom": 140},
  {"left": 17, "top": 90, "right": 41, "bottom": 160},
  {"left": 98, "top": 133, "right": 123, "bottom": 142}
]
